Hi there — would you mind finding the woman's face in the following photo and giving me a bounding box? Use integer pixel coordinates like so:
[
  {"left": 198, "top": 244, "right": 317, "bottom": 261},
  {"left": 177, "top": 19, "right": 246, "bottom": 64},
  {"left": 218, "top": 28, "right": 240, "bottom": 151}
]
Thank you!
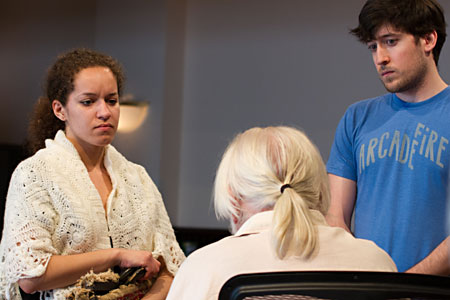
[{"left": 53, "top": 66, "right": 120, "bottom": 151}]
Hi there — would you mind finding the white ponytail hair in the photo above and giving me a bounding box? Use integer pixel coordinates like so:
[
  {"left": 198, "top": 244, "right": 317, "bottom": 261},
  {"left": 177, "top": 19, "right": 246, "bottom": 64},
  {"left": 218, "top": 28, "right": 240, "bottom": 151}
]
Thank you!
[{"left": 213, "top": 126, "right": 330, "bottom": 258}]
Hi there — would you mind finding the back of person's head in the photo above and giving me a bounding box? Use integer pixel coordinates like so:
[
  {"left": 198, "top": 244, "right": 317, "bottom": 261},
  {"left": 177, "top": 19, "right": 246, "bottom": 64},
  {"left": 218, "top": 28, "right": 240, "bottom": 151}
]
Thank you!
[
  {"left": 351, "top": 0, "right": 447, "bottom": 66},
  {"left": 214, "top": 126, "right": 330, "bottom": 259},
  {"left": 27, "top": 48, "right": 125, "bottom": 155}
]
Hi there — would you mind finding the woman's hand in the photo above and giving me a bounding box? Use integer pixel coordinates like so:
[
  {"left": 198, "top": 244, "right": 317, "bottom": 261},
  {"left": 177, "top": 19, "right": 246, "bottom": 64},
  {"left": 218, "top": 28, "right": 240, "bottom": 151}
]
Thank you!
[
  {"left": 18, "top": 248, "right": 161, "bottom": 294},
  {"left": 117, "top": 249, "right": 161, "bottom": 279}
]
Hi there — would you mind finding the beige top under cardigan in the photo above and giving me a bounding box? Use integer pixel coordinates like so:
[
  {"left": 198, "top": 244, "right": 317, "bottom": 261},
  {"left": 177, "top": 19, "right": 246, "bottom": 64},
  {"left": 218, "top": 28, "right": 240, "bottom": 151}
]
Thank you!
[
  {"left": 0, "top": 130, "right": 185, "bottom": 299},
  {"left": 166, "top": 210, "right": 397, "bottom": 300}
]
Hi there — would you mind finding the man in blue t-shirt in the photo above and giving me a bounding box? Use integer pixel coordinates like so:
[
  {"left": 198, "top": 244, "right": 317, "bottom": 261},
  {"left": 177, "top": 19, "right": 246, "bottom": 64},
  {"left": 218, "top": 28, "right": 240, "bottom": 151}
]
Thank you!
[{"left": 327, "top": 0, "right": 450, "bottom": 274}]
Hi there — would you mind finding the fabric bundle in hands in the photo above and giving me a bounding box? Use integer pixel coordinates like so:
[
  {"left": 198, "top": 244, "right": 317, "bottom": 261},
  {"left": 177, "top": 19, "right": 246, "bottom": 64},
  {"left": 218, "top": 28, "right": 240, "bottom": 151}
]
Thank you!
[{"left": 66, "top": 267, "right": 151, "bottom": 300}]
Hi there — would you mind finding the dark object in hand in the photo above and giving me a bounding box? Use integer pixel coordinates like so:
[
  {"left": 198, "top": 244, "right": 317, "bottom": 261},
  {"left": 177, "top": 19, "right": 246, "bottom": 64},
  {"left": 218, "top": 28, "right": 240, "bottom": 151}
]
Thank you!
[
  {"left": 119, "top": 267, "right": 146, "bottom": 285},
  {"left": 85, "top": 267, "right": 146, "bottom": 295}
]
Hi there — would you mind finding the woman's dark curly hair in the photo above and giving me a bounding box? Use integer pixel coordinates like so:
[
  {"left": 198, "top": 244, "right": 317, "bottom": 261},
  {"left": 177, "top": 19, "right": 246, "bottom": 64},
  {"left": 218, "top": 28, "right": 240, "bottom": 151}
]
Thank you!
[
  {"left": 27, "top": 48, "right": 125, "bottom": 155},
  {"left": 350, "top": 0, "right": 447, "bottom": 66}
]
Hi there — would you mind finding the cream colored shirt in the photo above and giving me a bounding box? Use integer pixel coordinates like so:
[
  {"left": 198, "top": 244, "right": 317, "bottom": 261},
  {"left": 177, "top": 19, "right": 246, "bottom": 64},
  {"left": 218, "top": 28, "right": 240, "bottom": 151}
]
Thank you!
[
  {"left": 166, "top": 210, "right": 397, "bottom": 300},
  {"left": 0, "top": 131, "right": 185, "bottom": 299}
]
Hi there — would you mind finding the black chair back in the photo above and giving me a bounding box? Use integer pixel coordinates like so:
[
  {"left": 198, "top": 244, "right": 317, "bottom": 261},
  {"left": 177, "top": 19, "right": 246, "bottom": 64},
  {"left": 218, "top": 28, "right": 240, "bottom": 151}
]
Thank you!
[{"left": 218, "top": 271, "right": 450, "bottom": 300}]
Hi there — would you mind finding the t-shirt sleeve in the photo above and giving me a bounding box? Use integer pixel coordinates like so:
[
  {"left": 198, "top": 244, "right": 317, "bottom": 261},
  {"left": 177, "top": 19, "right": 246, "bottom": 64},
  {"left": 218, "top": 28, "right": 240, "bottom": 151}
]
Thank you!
[{"left": 326, "top": 107, "right": 357, "bottom": 181}]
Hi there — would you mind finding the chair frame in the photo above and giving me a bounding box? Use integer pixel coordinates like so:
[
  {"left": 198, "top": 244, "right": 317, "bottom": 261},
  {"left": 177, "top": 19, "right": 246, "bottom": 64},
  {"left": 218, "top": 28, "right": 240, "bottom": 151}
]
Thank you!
[{"left": 218, "top": 271, "right": 450, "bottom": 300}]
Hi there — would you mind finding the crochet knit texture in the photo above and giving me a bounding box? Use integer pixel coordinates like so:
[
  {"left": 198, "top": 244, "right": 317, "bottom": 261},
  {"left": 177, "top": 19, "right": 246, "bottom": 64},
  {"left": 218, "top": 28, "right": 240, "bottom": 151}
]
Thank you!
[{"left": 0, "top": 131, "right": 185, "bottom": 299}]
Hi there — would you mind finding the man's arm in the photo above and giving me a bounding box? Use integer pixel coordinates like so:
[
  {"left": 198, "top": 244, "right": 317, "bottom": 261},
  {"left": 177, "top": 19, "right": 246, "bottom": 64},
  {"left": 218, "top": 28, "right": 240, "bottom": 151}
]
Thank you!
[
  {"left": 325, "top": 174, "right": 357, "bottom": 233},
  {"left": 406, "top": 236, "right": 450, "bottom": 275}
]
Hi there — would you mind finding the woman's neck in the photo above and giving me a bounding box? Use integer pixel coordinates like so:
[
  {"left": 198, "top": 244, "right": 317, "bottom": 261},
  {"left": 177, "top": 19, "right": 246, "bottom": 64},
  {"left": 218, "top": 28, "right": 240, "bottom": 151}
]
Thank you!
[{"left": 66, "top": 136, "right": 107, "bottom": 171}]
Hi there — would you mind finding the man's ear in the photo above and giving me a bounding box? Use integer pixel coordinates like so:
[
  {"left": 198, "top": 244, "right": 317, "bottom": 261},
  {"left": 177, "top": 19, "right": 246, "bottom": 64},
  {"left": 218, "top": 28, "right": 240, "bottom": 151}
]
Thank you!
[
  {"left": 423, "top": 30, "right": 438, "bottom": 54},
  {"left": 232, "top": 213, "right": 239, "bottom": 225},
  {"left": 231, "top": 194, "right": 243, "bottom": 224},
  {"left": 52, "top": 100, "right": 66, "bottom": 121}
]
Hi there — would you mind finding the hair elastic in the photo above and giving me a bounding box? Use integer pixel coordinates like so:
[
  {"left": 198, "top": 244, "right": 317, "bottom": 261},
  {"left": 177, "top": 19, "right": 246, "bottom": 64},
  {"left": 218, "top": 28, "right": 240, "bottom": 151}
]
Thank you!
[{"left": 280, "top": 184, "right": 292, "bottom": 194}]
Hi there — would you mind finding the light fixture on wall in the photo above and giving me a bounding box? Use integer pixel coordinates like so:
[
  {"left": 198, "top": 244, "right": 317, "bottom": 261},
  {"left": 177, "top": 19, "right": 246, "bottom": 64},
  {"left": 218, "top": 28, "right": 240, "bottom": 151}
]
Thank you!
[{"left": 117, "top": 95, "right": 149, "bottom": 133}]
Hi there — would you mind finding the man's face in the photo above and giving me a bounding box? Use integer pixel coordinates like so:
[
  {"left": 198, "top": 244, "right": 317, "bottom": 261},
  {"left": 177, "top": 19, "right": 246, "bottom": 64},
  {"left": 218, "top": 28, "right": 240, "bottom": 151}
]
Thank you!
[{"left": 367, "top": 25, "right": 429, "bottom": 94}]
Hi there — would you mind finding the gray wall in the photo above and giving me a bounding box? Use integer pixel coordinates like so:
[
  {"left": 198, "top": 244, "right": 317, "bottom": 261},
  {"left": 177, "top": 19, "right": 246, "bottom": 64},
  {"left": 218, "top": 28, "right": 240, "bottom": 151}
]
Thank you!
[
  {"left": 0, "top": 0, "right": 96, "bottom": 144},
  {"left": 1, "top": 0, "right": 450, "bottom": 229}
]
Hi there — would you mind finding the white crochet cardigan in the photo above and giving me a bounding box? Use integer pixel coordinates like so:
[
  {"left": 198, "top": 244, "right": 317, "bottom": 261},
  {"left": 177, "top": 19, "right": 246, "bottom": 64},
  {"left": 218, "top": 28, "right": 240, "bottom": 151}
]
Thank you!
[{"left": 0, "top": 131, "right": 185, "bottom": 299}]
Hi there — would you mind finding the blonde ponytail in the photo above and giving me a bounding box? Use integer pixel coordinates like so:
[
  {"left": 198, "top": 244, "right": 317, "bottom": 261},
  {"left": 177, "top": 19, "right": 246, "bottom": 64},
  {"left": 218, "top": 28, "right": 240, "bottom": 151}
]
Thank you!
[
  {"left": 213, "top": 126, "right": 330, "bottom": 259},
  {"left": 272, "top": 188, "right": 317, "bottom": 259}
]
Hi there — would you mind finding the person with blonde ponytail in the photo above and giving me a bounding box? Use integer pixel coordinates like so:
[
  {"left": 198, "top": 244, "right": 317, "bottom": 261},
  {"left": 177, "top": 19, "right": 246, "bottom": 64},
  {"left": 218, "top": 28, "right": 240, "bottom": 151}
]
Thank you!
[{"left": 166, "top": 126, "right": 397, "bottom": 300}]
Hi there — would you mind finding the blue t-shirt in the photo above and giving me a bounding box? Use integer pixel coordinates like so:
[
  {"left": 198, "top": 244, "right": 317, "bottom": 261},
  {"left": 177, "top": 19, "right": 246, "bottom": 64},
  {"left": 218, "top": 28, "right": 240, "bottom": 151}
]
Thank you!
[{"left": 327, "top": 87, "right": 450, "bottom": 272}]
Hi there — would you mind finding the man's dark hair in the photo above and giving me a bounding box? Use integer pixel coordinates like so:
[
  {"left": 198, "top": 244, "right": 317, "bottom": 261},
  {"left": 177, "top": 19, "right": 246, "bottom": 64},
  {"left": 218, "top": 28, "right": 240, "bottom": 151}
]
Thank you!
[{"left": 350, "top": 0, "right": 447, "bottom": 65}]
